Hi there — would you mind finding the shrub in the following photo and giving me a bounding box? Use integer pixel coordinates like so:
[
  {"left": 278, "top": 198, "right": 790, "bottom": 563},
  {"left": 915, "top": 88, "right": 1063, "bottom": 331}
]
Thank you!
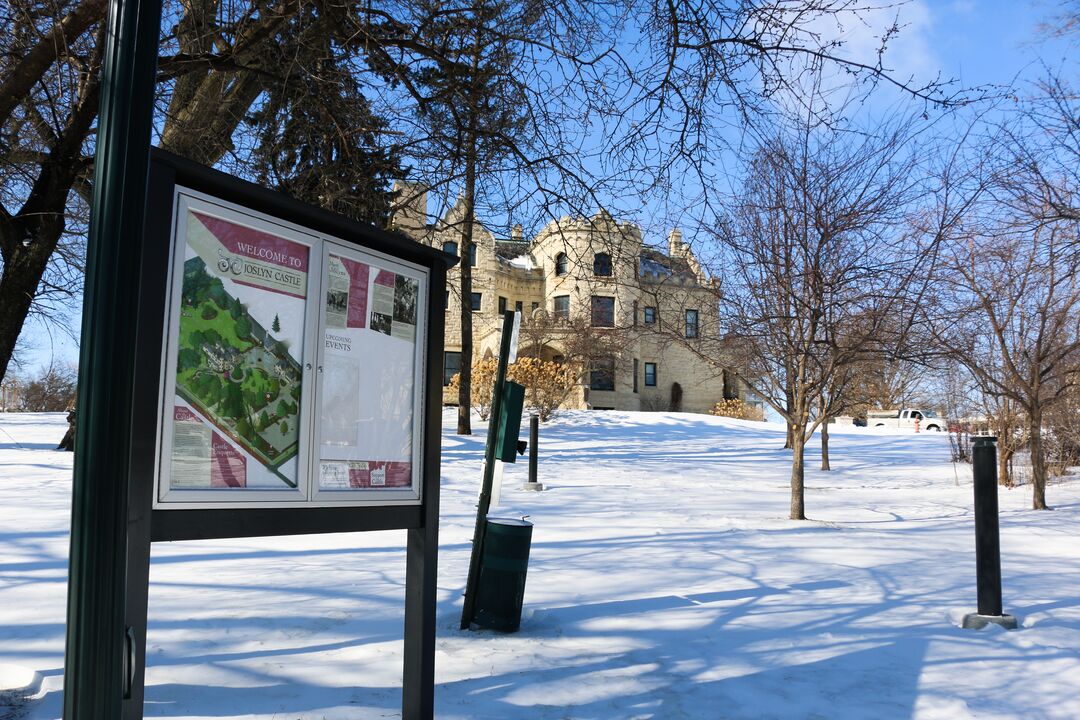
[
  {"left": 710, "top": 398, "right": 764, "bottom": 421},
  {"left": 448, "top": 356, "right": 581, "bottom": 421},
  {"left": 447, "top": 358, "right": 499, "bottom": 420},
  {"left": 507, "top": 357, "right": 579, "bottom": 421}
]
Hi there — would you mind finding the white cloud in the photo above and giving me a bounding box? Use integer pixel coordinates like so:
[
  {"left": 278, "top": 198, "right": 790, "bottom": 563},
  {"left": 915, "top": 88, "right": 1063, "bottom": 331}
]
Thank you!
[{"left": 768, "top": 1, "right": 944, "bottom": 115}]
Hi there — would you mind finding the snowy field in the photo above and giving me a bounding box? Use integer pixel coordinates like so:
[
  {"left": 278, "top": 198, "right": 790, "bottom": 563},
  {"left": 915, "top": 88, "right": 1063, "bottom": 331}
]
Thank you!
[{"left": 1, "top": 409, "right": 1079, "bottom": 719}]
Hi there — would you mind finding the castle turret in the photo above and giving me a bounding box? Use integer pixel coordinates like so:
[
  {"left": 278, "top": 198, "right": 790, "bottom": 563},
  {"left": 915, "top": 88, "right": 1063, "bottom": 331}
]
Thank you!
[{"left": 390, "top": 181, "right": 428, "bottom": 240}]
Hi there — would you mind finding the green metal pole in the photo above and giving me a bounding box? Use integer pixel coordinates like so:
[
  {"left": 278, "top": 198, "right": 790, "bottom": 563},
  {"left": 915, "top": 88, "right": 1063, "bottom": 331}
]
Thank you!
[
  {"left": 460, "top": 311, "right": 516, "bottom": 629},
  {"left": 63, "top": 0, "right": 162, "bottom": 716}
]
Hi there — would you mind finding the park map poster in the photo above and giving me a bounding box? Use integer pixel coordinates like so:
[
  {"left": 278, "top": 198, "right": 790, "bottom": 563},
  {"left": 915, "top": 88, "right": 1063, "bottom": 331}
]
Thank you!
[
  {"left": 318, "top": 252, "right": 419, "bottom": 491},
  {"left": 166, "top": 206, "right": 310, "bottom": 491}
]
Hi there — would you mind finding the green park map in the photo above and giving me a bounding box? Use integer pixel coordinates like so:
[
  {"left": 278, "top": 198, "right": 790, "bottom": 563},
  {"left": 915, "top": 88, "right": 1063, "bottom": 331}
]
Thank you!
[{"left": 175, "top": 257, "right": 302, "bottom": 485}]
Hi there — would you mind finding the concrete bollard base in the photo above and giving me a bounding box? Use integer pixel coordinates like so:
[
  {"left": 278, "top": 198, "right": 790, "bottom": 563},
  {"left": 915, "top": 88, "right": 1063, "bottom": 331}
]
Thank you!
[{"left": 961, "top": 613, "right": 1019, "bottom": 630}]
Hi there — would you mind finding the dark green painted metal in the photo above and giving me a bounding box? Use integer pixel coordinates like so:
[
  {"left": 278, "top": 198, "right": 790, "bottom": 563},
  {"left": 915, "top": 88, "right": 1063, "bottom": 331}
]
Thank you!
[
  {"left": 495, "top": 381, "right": 526, "bottom": 463},
  {"left": 461, "top": 311, "right": 517, "bottom": 629},
  {"left": 473, "top": 518, "right": 534, "bottom": 632},
  {"left": 63, "top": 0, "right": 163, "bottom": 716}
]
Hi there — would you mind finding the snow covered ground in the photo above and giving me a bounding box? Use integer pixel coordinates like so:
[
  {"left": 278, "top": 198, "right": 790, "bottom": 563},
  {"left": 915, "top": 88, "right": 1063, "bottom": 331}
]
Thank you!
[{"left": 1, "top": 409, "right": 1078, "bottom": 719}]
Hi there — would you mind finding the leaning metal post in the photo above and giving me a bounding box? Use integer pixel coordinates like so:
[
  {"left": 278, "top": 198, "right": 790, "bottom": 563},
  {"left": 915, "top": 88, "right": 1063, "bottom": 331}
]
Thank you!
[{"left": 460, "top": 311, "right": 516, "bottom": 629}]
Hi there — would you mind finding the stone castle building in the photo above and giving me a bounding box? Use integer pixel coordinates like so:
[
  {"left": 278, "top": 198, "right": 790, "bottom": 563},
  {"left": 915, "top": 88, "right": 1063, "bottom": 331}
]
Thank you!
[{"left": 392, "top": 186, "right": 755, "bottom": 415}]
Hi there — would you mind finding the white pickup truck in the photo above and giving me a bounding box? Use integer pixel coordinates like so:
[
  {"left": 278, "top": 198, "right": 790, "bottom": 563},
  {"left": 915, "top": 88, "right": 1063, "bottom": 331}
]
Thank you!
[{"left": 866, "top": 408, "right": 946, "bottom": 432}]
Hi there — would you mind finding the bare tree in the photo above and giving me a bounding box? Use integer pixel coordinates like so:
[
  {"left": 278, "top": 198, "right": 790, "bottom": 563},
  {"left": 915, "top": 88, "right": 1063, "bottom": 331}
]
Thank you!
[
  {"left": 17, "top": 360, "right": 78, "bottom": 412},
  {"left": 1, "top": 0, "right": 395, "bottom": 384},
  {"left": 936, "top": 215, "right": 1080, "bottom": 509},
  {"left": 1, "top": 0, "right": 967, "bottom": 391},
  {"left": 707, "top": 107, "right": 927, "bottom": 520},
  {"left": 0, "top": 0, "right": 105, "bottom": 384},
  {"left": 929, "top": 69, "right": 1080, "bottom": 509}
]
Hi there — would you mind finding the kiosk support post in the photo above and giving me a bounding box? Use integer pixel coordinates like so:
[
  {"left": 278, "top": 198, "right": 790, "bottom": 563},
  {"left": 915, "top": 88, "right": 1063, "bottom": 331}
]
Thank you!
[
  {"left": 402, "top": 267, "right": 447, "bottom": 718},
  {"left": 64, "top": 0, "right": 162, "bottom": 716}
]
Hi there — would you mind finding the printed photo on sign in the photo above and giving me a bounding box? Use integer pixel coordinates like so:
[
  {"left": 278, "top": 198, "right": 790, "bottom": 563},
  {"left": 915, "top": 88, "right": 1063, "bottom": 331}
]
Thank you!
[
  {"left": 392, "top": 275, "right": 418, "bottom": 341},
  {"left": 168, "top": 208, "right": 310, "bottom": 490}
]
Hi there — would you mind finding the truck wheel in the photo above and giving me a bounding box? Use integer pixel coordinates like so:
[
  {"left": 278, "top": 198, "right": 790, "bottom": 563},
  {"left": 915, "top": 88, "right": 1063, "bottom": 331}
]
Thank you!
[
  {"left": 927, "top": 425, "right": 942, "bottom": 432},
  {"left": 875, "top": 423, "right": 885, "bottom": 427}
]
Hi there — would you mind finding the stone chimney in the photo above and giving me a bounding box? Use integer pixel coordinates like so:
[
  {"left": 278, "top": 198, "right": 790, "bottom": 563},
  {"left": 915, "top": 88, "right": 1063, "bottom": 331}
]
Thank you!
[
  {"left": 668, "top": 228, "right": 705, "bottom": 283},
  {"left": 668, "top": 228, "right": 684, "bottom": 258}
]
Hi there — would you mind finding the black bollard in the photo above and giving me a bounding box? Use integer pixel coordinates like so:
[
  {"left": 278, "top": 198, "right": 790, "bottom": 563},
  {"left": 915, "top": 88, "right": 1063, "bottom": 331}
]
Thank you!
[
  {"left": 529, "top": 415, "right": 538, "bottom": 483},
  {"left": 522, "top": 414, "right": 544, "bottom": 491},
  {"left": 963, "top": 436, "right": 1018, "bottom": 629},
  {"left": 972, "top": 436, "right": 1003, "bottom": 616}
]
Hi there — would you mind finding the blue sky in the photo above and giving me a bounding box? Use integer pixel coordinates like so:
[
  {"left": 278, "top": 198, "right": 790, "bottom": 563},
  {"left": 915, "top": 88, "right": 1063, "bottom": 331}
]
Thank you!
[
  {"left": 883, "top": 1, "right": 1072, "bottom": 91},
  {"left": 15, "top": 0, "right": 1076, "bottom": 375}
]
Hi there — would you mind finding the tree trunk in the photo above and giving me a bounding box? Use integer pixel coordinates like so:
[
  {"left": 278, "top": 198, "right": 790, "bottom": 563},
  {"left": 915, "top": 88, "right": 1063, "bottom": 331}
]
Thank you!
[
  {"left": 997, "top": 442, "right": 1013, "bottom": 487},
  {"left": 1029, "top": 407, "right": 1048, "bottom": 509},
  {"left": 0, "top": 236, "right": 56, "bottom": 383},
  {"left": 790, "top": 428, "right": 806, "bottom": 520},
  {"left": 456, "top": 140, "right": 478, "bottom": 435},
  {"left": 820, "top": 420, "right": 831, "bottom": 471},
  {"left": 784, "top": 421, "right": 794, "bottom": 450}
]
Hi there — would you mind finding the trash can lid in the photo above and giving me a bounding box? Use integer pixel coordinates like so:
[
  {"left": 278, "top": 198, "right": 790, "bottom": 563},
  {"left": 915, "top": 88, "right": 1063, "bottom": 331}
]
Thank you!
[{"left": 487, "top": 517, "right": 533, "bottom": 527}]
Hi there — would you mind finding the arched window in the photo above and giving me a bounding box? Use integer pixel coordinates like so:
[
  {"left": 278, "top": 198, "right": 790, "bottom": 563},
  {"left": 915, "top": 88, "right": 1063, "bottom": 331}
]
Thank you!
[
  {"left": 555, "top": 252, "right": 568, "bottom": 276},
  {"left": 593, "top": 253, "right": 612, "bottom": 276},
  {"left": 442, "top": 241, "right": 458, "bottom": 256}
]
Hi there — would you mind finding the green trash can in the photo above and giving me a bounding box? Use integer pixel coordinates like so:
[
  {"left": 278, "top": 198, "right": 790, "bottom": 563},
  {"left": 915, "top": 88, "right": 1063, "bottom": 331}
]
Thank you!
[{"left": 473, "top": 517, "right": 533, "bottom": 632}]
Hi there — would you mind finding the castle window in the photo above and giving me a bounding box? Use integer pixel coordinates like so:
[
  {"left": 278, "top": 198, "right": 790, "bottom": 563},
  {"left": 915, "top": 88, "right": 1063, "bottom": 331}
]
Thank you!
[
  {"left": 685, "top": 309, "right": 699, "bottom": 338},
  {"left": 443, "top": 352, "right": 462, "bottom": 386},
  {"left": 467, "top": 243, "right": 477, "bottom": 267},
  {"left": 590, "top": 357, "right": 615, "bottom": 391},
  {"left": 442, "top": 241, "right": 458, "bottom": 256},
  {"left": 593, "top": 253, "right": 612, "bottom": 276},
  {"left": 591, "top": 296, "right": 615, "bottom": 327},
  {"left": 471, "top": 292, "right": 482, "bottom": 311},
  {"left": 498, "top": 296, "right": 507, "bottom": 314},
  {"left": 515, "top": 300, "right": 523, "bottom": 313},
  {"left": 644, "top": 306, "right": 656, "bottom": 324},
  {"left": 555, "top": 252, "right": 568, "bottom": 276},
  {"left": 645, "top": 362, "right": 657, "bottom": 387},
  {"left": 554, "top": 295, "right": 570, "bottom": 320},
  {"left": 633, "top": 358, "right": 639, "bottom": 393}
]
